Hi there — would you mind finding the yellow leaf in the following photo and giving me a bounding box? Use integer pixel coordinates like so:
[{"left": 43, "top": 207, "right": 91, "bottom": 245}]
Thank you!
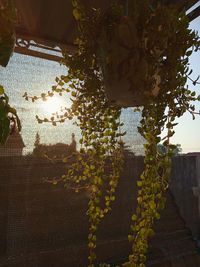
[{"left": 73, "top": 8, "right": 81, "bottom": 20}]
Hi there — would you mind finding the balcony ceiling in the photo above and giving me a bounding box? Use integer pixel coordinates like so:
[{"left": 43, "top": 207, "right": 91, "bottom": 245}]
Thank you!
[{"left": 13, "top": 0, "right": 200, "bottom": 61}]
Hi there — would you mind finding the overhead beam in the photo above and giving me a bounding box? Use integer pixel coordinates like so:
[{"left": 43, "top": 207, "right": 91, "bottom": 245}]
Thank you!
[
  {"left": 183, "top": 0, "right": 200, "bottom": 11},
  {"left": 14, "top": 33, "right": 76, "bottom": 62},
  {"left": 14, "top": 46, "right": 63, "bottom": 62},
  {"left": 188, "top": 5, "right": 200, "bottom": 21}
]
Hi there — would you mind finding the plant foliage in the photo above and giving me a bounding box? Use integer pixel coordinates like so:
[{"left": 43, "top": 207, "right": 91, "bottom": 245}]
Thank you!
[
  {"left": 0, "top": 0, "right": 16, "bottom": 66},
  {"left": 0, "top": 1, "right": 20, "bottom": 145},
  {"left": 24, "top": 0, "right": 200, "bottom": 266},
  {"left": 0, "top": 85, "right": 21, "bottom": 144}
]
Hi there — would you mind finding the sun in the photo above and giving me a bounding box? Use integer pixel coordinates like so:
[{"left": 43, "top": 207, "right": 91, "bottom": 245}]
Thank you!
[{"left": 41, "top": 96, "right": 69, "bottom": 115}]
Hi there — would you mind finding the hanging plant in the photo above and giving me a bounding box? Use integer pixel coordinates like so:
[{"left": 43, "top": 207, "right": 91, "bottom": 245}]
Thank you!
[
  {"left": 24, "top": 51, "right": 125, "bottom": 267},
  {"left": 92, "top": 1, "right": 200, "bottom": 108},
  {"left": 24, "top": 0, "right": 200, "bottom": 266},
  {"left": 24, "top": 1, "right": 126, "bottom": 265}
]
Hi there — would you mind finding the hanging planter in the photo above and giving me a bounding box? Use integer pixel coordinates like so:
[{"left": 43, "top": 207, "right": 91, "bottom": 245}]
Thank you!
[
  {"left": 87, "top": 1, "right": 198, "bottom": 107},
  {"left": 97, "top": 15, "right": 158, "bottom": 106}
]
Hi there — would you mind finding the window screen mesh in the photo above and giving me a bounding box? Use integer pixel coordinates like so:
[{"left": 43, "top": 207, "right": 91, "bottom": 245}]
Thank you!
[
  {"left": 1, "top": 12, "right": 200, "bottom": 267},
  {"left": 0, "top": 52, "right": 144, "bottom": 267},
  {"left": 1, "top": 52, "right": 144, "bottom": 156}
]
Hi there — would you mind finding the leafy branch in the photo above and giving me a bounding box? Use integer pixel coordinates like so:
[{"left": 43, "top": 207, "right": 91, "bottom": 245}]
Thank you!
[{"left": 0, "top": 85, "right": 21, "bottom": 144}]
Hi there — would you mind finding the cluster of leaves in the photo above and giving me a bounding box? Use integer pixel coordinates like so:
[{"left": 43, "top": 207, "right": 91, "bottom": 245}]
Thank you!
[
  {"left": 0, "top": 85, "right": 21, "bottom": 144},
  {"left": 0, "top": 0, "right": 16, "bottom": 67},
  {"left": 0, "top": 1, "right": 20, "bottom": 145},
  {"left": 24, "top": 0, "right": 200, "bottom": 266},
  {"left": 126, "top": 104, "right": 175, "bottom": 267}
]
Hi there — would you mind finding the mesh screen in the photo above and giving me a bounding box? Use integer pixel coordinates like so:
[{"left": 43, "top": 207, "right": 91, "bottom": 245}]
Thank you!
[
  {"left": 1, "top": 52, "right": 144, "bottom": 157},
  {"left": 1, "top": 12, "right": 200, "bottom": 267},
  {"left": 0, "top": 51, "right": 145, "bottom": 267}
]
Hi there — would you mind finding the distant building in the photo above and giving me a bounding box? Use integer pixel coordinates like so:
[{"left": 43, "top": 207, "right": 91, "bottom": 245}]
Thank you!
[
  {"left": 187, "top": 152, "right": 200, "bottom": 156},
  {"left": 0, "top": 131, "right": 25, "bottom": 156},
  {"left": 33, "top": 133, "right": 77, "bottom": 158}
]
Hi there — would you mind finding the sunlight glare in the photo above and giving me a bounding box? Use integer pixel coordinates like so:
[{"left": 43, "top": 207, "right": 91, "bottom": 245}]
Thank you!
[{"left": 41, "top": 96, "right": 69, "bottom": 115}]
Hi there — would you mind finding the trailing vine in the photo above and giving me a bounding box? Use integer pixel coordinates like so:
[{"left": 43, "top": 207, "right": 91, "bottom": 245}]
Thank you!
[
  {"left": 124, "top": 2, "right": 200, "bottom": 266},
  {"left": 57, "top": 77, "right": 125, "bottom": 266},
  {"left": 127, "top": 105, "right": 177, "bottom": 267},
  {"left": 24, "top": 1, "right": 125, "bottom": 265},
  {"left": 24, "top": 0, "right": 200, "bottom": 266},
  {"left": 25, "top": 53, "right": 125, "bottom": 267}
]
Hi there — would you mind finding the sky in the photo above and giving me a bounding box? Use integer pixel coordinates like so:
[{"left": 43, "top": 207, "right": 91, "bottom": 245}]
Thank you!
[{"left": 0, "top": 52, "right": 143, "bottom": 155}]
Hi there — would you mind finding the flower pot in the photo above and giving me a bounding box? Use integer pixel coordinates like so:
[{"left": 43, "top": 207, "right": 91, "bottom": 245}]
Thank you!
[{"left": 98, "top": 17, "right": 161, "bottom": 107}]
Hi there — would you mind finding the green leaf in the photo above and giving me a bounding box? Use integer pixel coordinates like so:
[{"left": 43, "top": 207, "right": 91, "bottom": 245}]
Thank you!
[
  {"left": 71, "top": 91, "right": 77, "bottom": 97},
  {"left": 131, "top": 214, "right": 137, "bottom": 221},
  {"left": 186, "top": 50, "right": 193, "bottom": 57},
  {"left": 0, "top": 117, "right": 10, "bottom": 145},
  {"left": 0, "top": 85, "right": 5, "bottom": 95},
  {"left": 137, "top": 181, "right": 143, "bottom": 187}
]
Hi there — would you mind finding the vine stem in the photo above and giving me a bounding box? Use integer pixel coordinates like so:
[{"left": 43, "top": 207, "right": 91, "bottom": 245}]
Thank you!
[{"left": 187, "top": 75, "right": 200, "bottom": 85}]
